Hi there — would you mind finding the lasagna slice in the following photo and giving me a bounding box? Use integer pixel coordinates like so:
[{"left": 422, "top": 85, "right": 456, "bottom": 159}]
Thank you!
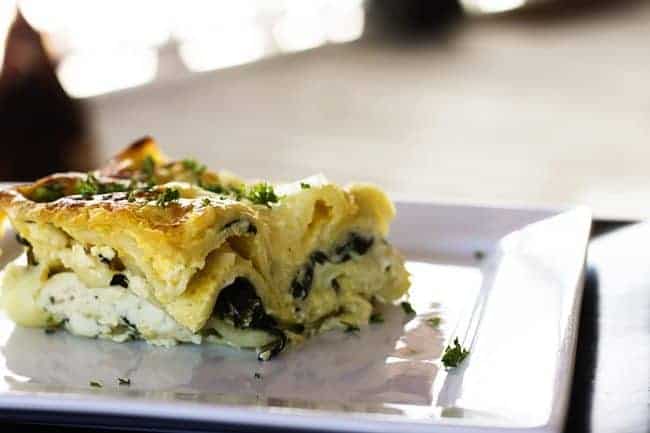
[{"left": 0, "top": 137, "right": 410, "bottom": 360}]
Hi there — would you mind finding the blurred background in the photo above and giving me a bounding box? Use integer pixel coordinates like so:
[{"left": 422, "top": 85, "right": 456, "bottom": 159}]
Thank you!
[{"left": 0, "top": 0, "right": 648, "bottom": 218}]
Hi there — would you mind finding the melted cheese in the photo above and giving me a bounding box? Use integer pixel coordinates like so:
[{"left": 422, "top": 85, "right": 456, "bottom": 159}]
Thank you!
[
  {"left": 0, "top": 139, "right": 411, "bottom": 354},
  {"left": 1, "top": 259, "right": 276, "bottom": 348},
  {"left": 1, "top": 259, "right": 50, "bottom": 327}
]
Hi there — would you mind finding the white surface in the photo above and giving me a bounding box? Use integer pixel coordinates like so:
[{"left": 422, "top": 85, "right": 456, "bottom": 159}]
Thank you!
[{"left": 0, "top": 202, "right": 591, "bottom": 432}]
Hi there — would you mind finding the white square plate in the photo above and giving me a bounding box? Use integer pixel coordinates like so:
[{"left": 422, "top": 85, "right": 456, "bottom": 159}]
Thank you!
[{"left": 0, "top": 202, "right": 591, "bottom": 433}]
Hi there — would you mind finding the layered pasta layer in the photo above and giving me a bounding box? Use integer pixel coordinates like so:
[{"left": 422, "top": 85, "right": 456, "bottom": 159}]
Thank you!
[{"left": 0, "top": 138, "right": 410, "bottom": 359}]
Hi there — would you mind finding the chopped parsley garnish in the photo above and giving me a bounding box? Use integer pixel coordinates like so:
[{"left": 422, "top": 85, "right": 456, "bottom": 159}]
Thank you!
[
  {"left": 89, "top": 380, "right": 103, "bottom": 388},
  {"left": 32, "top": 183, "right": 65, "bottom": 202},
  {"left": 426, "top": 317, "right": 441, "bottom": 328},
  {"left": 155, "top": 188, "right": 180, "bottom": 207},
  {"left": 76, "top": 173, "right": 129, "bottom": 199},
  {"left": 246, "top": 182, "right": 279, "bottom": 207},
  {"left": 106, "top": 182, "right": 128, "bottom": 193},
  {"left": 77, "top": 174, "right": 101, "bottom": 198},
  {"left": 201, "top": 182, "right": 245, "bottom": 200},
  {"left": 141, "top": 155, "right": 156, "bottom": 184},
  {"left": 201, "top": 198, "right": 211, "bottom": 206},
  {"left": 369, "top": 313, "right": 384, "bottom": 324},
  {"left": 201, "top": 183, "right": 226, "bottom": 194},
  {"left": 124, "top": 179, "right": 139, "bottom": 202},
  {"left": 400, "top": 301, "right": 416, "bottom": 315},
  {"left": 182, "top": 159, "right": 206, "bottom": 178},
  {"left": 300, "top": 182, "right": 311, "bottom": 190},
  {"left": 117, "top": 377, "right": 131, "bottom": 386},
  {"left": 230, "top": 185, "right": 245, "bottom": 200},
  {"left": 441, "top": 337, "right": 470, "bottom": 369},
  {"left": 343, "top": 322, "right": 360, "bottom": 334}
]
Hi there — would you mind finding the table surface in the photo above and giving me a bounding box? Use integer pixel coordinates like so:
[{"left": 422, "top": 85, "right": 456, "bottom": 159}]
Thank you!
[
  {"left": 87, "top": 1, "right": 650, "bottom": 220},
  {"left": 1, "top": 219, "right": 648, "bottom": 432},
  {"left": 564, "top": 220, "right": 649, "bottom": 433}
]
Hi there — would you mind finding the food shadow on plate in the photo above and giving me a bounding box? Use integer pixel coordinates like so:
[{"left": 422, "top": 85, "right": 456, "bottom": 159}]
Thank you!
[{"left": 1, "top": 300, "right": 446, "bottom": 409}]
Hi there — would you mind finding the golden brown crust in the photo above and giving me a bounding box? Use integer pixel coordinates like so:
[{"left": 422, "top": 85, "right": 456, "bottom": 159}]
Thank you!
[
  {"left": 100, "top": 136, "right": 167, "bottom": 178},
  {"left": 0, "top": 137, "right": 248, "bottom": 283},
  {"left": 98, "top": 136, "right": 235, "bottom": 187},
  {"left": 0, "top": 136, "right": 227, "bottom": 208},
  {"left": 0, "top": 179, "right": 258, "bottom": 236},
  {"left": 0, "top": 135, "right": 260, "bottom": 304},
  {"left": 16, "top": 173, "right": 83, "bottom": 199},
  {"left": 1, "top": 181, "right": 261, "bottom": 303}
]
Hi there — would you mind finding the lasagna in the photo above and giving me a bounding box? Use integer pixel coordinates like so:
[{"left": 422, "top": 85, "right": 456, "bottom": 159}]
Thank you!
[{"left": 0, "top": 137, "right": 410, "bottom": 360}]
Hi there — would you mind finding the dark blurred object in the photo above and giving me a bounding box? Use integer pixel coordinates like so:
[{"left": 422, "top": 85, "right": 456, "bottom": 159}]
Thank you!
[
  {"left": 510, "top": 0, "right": 649, "bottom": 20},
  {"left": 365, "top": 0, "right": 648, "bottom": 41},
  {"left": 365, "top": 0, "right": 464, "bottom": 39},
  {"left": 0, "top": 12, "right": 91, "bottom": 182}
]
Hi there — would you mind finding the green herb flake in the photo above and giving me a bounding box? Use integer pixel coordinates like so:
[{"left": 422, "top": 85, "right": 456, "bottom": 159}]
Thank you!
[
  {"left": 300, "top": 182, "right": 311, "bottom": 190},
  {"left": 201, "top": 198, "right": 211, "bottom": 206},
  {"left": 426, "top": 317, "right": 442, "bottom": 328},
  {"left": 89, "top": 380, "right": 103, "bottom": 388},
  {"left": 246, "top": 183, "right": 279, "bottom": 207},
  {"left": 117, "top": 377, "right": 131, "bottom": 386},
  {"left": 182, "top": 159, "right": 206, "bottom": 177},
  {"left": 76, "top": 173, "right": 129, "bottom": 199},
  {"left": 141, "top": 155, "right": 156, "bottom": 184},
  {"left": 202, "top": 183, "right": 226, "bottom": 194},
  {"left": 400, "top": 301, "right": 416, "bottom": 315},
  {"left": 76, "top": 173, "right": 101, "bottom": 198},
  {"left": 230, "top": 185, "right": 245, "bottom": 200},
  {"left": 103, "top": 182, "right": 128, "bottom": 193},
  {"left": 441, "top": 337, "right": 470, "bottom": 369},
  {"left": 369, "top": 313, "right": 384, "bottom": 324},
  {"left": 200, "top": 182, "right": 247, "bottom": 201},
  {"left": 32, "top": 183, "right": 65, "bottom": 202},
  {"left": 155, "top": 188, "right": 180, "bottom": 207}
]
